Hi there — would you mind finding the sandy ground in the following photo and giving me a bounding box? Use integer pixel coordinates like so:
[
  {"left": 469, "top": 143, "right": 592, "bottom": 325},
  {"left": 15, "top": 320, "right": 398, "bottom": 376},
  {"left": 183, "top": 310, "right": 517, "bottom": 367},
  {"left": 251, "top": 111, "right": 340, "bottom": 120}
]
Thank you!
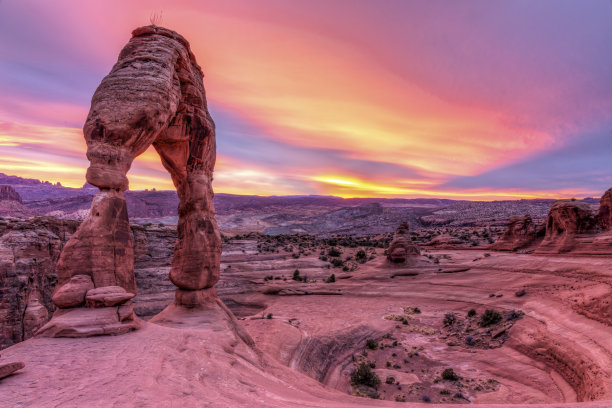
[{"left": 2, "top": 247, "right": 612, "bottom": 407}]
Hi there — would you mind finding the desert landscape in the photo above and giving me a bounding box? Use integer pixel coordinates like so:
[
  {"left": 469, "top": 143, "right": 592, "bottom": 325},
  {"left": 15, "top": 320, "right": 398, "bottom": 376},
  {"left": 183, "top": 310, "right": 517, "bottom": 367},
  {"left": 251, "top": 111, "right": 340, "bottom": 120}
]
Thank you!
[{"left": 1, "top": 2, "right": 612, "bottom": 408}]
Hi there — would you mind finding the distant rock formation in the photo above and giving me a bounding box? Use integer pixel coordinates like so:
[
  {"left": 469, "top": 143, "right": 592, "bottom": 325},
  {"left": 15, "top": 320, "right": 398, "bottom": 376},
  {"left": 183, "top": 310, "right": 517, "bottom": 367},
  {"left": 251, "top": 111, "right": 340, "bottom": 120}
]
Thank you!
[
  {"left": 387, "top": 222, "right": 420, "bottom": 263},
  {"left": 490, "top": 215, "right": 544, "bottom": 252},
  {"left": 37, "top": 25, "right": 221, "bottom": 338},
  {"left": 536, "top": 199, "right": 598, "bottom": 254},
  {"left": 0, "top": 186, "right": 22, "bottom": 203},
  {"left": 597, "top": 188, "right": 612, "bottom": 230}
]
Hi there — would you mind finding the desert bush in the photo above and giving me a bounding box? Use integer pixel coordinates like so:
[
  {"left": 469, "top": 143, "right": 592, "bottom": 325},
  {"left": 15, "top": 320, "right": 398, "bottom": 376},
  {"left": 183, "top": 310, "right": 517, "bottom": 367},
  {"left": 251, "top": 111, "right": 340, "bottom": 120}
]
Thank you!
[
  {"left": 366, "top": 339, "right": 378, "bottom": 350},
  {"left": 326, "top": 274, "right": 336, "bottom": 283},
  {"left": 385, "top": 376, "right": 395, "bottom": 384},
  {"left": 350, "top": 362, "right": 381, "bottom": 387},
  {"left": 328, "top": 247, "right": 342, "bottom": 257},
  {"left": 356, "top": 249, "right": 367, "bottom": 262},
  {"left": 480, "top": 309, "right": 502, "bottom": 327},
  {"left": 443, "top": 313, "right": 456, "bottom": 327},
  {"left": 292, "top": 269, "right": 302, "bottom": 281},
  {"left": 441, "top": 368, "right": 459, "bottom": 381},
  {"left": 467, "top": 309, "right": 476, "bottom": 317},
  {"left": 330, "top": 258, "right": 344, "bottom": 267}
]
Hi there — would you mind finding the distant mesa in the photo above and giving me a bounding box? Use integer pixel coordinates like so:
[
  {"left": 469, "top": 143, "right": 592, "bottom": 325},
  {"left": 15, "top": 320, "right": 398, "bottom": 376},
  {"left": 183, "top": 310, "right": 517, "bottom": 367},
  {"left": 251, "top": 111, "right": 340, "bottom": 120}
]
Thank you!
[
  {"left": 0, "top": 185, "right": 22, "bottom": 203},
  {"left": 387, "top": 221, "right": 420, "bottom": 263}
]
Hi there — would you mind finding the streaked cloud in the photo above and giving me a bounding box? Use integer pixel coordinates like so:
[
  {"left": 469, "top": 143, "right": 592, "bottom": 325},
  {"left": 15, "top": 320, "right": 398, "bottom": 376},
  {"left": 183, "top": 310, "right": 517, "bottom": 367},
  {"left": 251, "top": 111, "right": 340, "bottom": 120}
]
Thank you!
[{"left": 0, "top": 0, "right": 610, "bottom": 199}]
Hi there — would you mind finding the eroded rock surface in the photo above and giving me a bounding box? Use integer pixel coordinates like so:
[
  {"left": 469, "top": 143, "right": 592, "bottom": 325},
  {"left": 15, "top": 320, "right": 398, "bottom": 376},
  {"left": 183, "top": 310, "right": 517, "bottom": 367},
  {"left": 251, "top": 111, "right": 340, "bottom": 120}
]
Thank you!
[
  {"left": 598, "top": 188, "right": 612, "bottom": 230},
  {"left": 0, "top": 186, "right": 22, "bottom": 203},
  {"left": 52, "top": 274, "right": 94, "bottom": 308},
  {"left": 0, "top": 361, "right": 25, "bottom": 379},
  {"left": 39, "top": 25, "right": 221, "bottom": 337},
  {"left": 387, "top": 222, "right": 420, "bottom": 263},
  {"left": 0, "top": 217, "right": 78, "bottom": 349},
  {"left": 491, "top": 215, "right": 545, "bottom": 252},
  {"left": 536, "top": 200, "right": 597, "bottom": 254}
]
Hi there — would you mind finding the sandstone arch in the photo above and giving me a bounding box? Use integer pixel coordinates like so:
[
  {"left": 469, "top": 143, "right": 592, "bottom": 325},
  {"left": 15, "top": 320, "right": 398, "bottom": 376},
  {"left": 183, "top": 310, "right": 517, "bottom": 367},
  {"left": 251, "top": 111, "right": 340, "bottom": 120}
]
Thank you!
[{"left": 39, "top": 26, "right": 221, "bottom": 336}]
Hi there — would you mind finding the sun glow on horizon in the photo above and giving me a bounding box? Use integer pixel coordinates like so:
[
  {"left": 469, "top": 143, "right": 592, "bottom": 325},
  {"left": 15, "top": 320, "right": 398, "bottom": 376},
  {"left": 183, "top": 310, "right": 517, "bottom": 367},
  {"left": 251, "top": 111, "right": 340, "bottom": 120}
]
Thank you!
[{"left": 0, "top": 1, "right": 610, "bottom": 200}]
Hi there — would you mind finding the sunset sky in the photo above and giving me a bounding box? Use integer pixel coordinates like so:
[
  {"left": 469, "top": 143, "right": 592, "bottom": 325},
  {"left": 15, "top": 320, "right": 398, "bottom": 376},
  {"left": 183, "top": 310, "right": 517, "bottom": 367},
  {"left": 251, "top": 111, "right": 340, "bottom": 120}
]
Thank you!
[{"left": 1, "top": 0, "right": 611, "bottom": 199}]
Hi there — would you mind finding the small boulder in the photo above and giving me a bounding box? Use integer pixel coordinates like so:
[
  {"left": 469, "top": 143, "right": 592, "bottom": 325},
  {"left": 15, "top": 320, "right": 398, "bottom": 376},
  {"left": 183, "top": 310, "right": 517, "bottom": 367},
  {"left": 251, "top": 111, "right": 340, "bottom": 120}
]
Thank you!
[
  {"left": 85, "top": 286, "right": 135, "bottom": 308},
  {"left": 52, "top": 275, "right": 94, "bottom": 308},
  {"left": 0, "top": 361, "right": 25, "bottom": 379}
]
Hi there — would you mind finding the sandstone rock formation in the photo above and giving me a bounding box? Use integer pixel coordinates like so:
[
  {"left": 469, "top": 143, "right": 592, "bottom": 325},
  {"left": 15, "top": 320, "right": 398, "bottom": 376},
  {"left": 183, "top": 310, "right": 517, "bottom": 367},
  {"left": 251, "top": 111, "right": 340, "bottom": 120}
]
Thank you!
[
  {"left": 0, "top": 216, "right": 78, "bottom": 349},
  {"left": 37, "top": 25, "right": 221, "bottom": 338},
  {"left": 598, "top": 188, "right": 612, "bottom": 230},
  {"left": 387, "top": 222, "right": 420, "bottom": 263},
  {"left": 536, "top": 200, "right": 597, "bottom": 254},
  {"left": 0, "top": 186, "right": 22, "bottom": 203},
  {"left": 490, "top": 215, "right": 545, "bottom": 252}
]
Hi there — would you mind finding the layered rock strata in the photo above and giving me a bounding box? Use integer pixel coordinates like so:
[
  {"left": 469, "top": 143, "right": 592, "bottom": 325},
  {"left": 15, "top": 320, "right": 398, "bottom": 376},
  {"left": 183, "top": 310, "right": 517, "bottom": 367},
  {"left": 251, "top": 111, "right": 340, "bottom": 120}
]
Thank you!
[
  {"left": 387, "top": 222, "right": 420, "bottom": 263},
  {"left": 490, "top": 215, "right": 544, "bottom": 252},
  {"left": 0, "top": 186, "right": 22, "bottom": 203},
  {"left": 38, "top": 25, "right": 221, "bottom": 337},
  {"left": 598, "top": 188, "right": 612, "bottom": 230},
  {"left": 536, "top": 200, "right": 598, "bottom": 254}
]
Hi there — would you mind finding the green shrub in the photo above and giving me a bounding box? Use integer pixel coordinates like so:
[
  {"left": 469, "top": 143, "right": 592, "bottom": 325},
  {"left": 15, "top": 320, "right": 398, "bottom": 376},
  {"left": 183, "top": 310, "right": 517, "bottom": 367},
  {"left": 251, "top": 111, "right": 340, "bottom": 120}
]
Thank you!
[
  {"left": 467, "top": 309, "right": 477, "bottom": 317},
  {"left": 385, "top": 376, "right": 395, "bottom": 384},
  {"left": 326, "top": 274, "right": 336, "bottom": 283},
  {"left": 330, "top": 258, "right": 344, "bottom": 267},
  {"left": 366, "top": 339, "right": 378, "bottom": 350},
  {"left": 350, "top": 362, "right": 381, "bottom": 387},
  {"left": 480, "top": 309, "right": 502, "bottom": 327},
  {"left": 328, "top": 247, "right": 342, "bottom": 257},
  {"left": 441, "top": 368, "right": 459, "bottom": 381},
  {"left": 443, "top": 313, "right": 456, "bottom": 327},
  {"left": 356, "top": 249, "right": 367, "bottom": 261},
  {"left": 292, "top": 269, "right": 302, "bottom": 281}
]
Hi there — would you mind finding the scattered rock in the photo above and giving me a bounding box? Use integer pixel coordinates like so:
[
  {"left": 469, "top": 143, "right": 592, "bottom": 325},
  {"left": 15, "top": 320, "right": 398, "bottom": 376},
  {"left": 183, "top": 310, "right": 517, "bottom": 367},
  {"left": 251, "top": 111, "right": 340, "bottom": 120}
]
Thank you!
[
  {"left": 85, "top": 286, "right": 135, "bottom": 308},
  {"left": 52, "top": 274, "right": 94, "bottom": 308},
  {"left": 438, "top": 267, "right": 471, "bottom": 274},
  {"left": 36, "top": 307, "right": 139, "bottom": 338},
  {"left": 0, "top": 361, "right": 25, "bottom": 379}
]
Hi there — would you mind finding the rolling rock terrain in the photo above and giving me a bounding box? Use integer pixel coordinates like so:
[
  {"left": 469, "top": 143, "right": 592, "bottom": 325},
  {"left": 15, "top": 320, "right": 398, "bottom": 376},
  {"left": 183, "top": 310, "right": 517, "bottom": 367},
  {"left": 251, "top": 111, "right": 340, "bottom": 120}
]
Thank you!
[
  {"left": 2, "top": 25, "right": 612, "bottom": 408},
  {"left": 2, "top": 190, "right": 612, "bottom": 406},
  {"left": 3, "top": 214, "right": 612, "bottom": 406}
]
